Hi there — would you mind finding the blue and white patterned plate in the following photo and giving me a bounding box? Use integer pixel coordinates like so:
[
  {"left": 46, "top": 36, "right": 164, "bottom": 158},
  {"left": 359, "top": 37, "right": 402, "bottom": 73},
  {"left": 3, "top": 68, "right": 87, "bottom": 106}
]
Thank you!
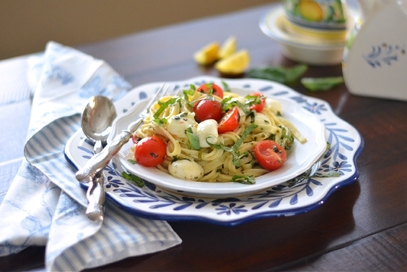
[{"left": 65, "top": 76, "right": 363, "bottom": 225}]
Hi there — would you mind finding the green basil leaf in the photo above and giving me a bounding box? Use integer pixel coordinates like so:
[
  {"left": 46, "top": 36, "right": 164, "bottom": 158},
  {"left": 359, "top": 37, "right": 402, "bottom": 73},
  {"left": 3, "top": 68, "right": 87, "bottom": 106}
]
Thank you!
[
  {"left": 186, "top": 127, "right": 200, "bottom": 150},
  {"left": 248, "top": 64, "right": 308, "bottom": 84},
  {"left": 121, "top": 172, "right": 144, "bottom": 187},
  {"left": 301, "top": 76, "right": 344, "bottom": 91}
]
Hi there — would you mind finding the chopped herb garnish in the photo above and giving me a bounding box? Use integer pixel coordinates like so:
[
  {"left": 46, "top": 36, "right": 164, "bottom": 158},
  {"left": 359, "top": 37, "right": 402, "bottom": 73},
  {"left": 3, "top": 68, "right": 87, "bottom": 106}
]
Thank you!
[
  {"left": 232, "top": 175, "right": 255, "bottom": 184},
  {"left": 221, "top": 81, "right": 231, "bottom": 92},
  {"left": 207, "top": 123, "right": 258, "bottom": 167},
  {"left": 127, "top": 159, "right": 137, "bottom": 164},
  {"left": 245, "top": 94, "right": 264, "bottom": 107},
  {"left": 233, "top": 123, "right": 257, "bottom": 150},
  {"left": 154, "top": 117, "right": 168, "bottom": 125},
  {"left": 153, "top": 97, "right": 179, "bottom": 119}
]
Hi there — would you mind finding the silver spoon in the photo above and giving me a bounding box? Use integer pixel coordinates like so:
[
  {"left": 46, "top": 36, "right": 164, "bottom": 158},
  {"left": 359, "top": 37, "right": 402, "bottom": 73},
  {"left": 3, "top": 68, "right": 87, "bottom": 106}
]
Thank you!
[{"left": 81, "top": 95, "right": 117, "bottom": 221}]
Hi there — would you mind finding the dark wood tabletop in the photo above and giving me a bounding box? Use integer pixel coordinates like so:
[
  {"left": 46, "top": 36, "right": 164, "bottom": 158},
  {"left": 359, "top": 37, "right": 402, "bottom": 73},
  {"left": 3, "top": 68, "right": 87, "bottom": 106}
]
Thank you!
[{"left": 2, "top": 3, "right": 407, "bottom": 271}]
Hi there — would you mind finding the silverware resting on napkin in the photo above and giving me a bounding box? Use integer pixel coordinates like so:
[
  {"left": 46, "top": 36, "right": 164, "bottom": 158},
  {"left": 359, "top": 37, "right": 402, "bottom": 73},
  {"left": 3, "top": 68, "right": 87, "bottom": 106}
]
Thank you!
[
  {"left": 81, "top": 95, "right": 117, "bottom": 221},
  {"left": 76, "top": 84, "right": 175, "bottom": 185}
]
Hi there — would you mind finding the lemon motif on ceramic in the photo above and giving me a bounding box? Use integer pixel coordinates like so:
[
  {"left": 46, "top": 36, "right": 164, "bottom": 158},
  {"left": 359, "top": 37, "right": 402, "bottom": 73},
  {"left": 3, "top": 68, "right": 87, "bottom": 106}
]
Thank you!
[{"left": 298, "top": 0, "right": 324, "bottom": 22}]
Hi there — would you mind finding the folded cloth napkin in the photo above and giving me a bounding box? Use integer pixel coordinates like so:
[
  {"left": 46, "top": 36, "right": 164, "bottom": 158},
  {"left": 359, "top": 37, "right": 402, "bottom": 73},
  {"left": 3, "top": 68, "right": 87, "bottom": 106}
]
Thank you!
[{"left": 0, "top": 41, "right": 181, "bottom": 271}]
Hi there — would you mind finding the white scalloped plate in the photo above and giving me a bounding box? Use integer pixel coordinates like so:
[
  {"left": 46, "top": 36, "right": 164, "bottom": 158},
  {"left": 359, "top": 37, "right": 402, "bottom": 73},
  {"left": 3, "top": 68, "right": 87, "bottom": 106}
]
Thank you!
[
  {"left": 65, "top": 76, "right": 363, "bottom": 225},
  {"left": 108, "top": 88, "right": 326, "bottom": 198}
]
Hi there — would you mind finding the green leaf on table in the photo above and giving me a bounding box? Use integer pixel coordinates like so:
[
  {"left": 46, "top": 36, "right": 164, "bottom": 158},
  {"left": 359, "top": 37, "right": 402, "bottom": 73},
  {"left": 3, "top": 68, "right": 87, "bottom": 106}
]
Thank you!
[
  {"left": 301, "top": 76, "right": 344, "bottom": 91},
  {"left": 247, "top": 64, "right": 308, "bottom": 84}
]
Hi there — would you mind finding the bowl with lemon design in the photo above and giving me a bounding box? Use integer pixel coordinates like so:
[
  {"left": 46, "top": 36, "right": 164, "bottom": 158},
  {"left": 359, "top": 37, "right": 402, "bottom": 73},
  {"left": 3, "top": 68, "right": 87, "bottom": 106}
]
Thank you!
[
  {"left": 260, "top": 3, "right": 357, "bottom": 65},
  {"left": 284, "top": 0, "right": 347, "bottom": 30}
]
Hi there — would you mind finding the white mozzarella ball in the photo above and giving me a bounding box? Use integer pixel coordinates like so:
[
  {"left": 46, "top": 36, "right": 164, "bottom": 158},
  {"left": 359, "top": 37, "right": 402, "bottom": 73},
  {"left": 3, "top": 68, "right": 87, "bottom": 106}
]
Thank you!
[
  {"left": 167, "top": 112, "right": 197, "bottom": 138},
  {"left": 168, "top": 160, "right": 204, "bottom": 181},
  {"left": 197, "top": 119, "right": 219, "bottom": 148}
]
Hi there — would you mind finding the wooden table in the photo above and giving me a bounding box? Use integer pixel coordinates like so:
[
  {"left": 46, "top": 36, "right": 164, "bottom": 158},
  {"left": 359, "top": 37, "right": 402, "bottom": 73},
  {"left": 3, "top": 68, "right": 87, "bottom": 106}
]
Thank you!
[{"left": 1, "top": 3, "right": 407, "bottom": 271}]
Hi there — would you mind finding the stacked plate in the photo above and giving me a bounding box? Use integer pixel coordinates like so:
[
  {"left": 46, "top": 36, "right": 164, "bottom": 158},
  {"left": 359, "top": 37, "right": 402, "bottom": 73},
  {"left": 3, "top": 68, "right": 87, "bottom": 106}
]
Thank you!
[{"left": 259, "top": 3, "right": 358, "bottom": 65}]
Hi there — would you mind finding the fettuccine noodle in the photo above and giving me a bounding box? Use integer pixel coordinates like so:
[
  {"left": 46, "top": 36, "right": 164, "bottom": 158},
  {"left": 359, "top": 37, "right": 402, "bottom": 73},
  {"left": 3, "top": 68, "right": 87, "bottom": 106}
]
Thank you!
[{"left": 132, "top": 84, "right": 306, "bottom": 183}]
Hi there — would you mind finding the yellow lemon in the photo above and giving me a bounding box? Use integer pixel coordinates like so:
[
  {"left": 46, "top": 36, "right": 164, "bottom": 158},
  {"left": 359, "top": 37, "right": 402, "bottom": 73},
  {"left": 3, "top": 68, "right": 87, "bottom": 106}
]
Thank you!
[
  {"left": 298, "top": 0, "right": 323, "bottom": 22},
  {"left": 215, "top": 49, "right": 250, "bottom": 75},
  {"left": 194, "top": 42, "right": 220, "bottom": 65},
  {"left": 219, "top": 36, "right": 236, "bottom": 59}
]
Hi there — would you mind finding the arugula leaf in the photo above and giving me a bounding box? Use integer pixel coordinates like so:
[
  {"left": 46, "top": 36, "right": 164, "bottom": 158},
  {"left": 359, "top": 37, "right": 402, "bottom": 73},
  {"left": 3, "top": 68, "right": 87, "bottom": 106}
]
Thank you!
[
  {"left": 301, "top": 76, "right": 344, "bottom": 91},
  {"left": 248, "top": 64, "right": 308, "bottom": 84},
  {"left": 121, "top": 172, "right": 145, "bottom": 187}
]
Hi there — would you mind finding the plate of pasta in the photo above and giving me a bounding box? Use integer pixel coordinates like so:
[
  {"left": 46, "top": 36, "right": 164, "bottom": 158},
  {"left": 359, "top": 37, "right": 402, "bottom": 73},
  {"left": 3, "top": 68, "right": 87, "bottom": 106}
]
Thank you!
[
  {"left": 108, "top": 82, "right": 326, "bottom": 198},
  {"left": 65, "top": 76, "right": 363, "bottom": 225}
]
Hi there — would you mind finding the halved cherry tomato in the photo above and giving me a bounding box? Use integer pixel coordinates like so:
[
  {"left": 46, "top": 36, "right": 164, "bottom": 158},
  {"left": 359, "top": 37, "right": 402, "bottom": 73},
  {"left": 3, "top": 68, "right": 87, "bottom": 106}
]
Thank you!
[
  {"left": 254, "top": 140, "right": 287, "bottom": 171},
  {"left": 134, "top": 135, "right": 167, "bottom": 167},
  {"left": 248, "top": 92, "right": 266, "bottom": 113},
  {"left": 193, "top": 98, "right": 223, "bottom": 122},
  {"left": 196, "top": 83, "right": 224, "bottom": 99},
  {"left": 218, "top": 107, "right": 240, "bottom": 133}
]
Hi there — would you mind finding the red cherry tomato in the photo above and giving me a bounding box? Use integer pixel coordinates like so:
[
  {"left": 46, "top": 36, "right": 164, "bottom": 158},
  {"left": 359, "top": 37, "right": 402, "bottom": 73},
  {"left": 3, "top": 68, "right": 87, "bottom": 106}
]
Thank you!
[
  {"left": 254, "top": 140, "right": 287, "bottom": 171},
  {"left": 218, "top": 107, "right": 240, "bottom": 133},
  {"left": 134, "top": 135, "right": 167, "bottom": 167},
  {"left": 196, "top": 83, "right": 224, "bottom": 99},
  {"left": 193, "top": 98, "right": 223, "bottom": 122},
  {"left": 248, "top": 92, "right": 266, "bottom": 112}
]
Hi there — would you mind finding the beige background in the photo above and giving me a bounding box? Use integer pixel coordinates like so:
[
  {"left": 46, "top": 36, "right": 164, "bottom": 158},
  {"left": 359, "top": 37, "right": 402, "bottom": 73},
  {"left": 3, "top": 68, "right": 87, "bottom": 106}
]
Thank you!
[{"left": 0, "top": 0, "right": 277, "bottom": 60}]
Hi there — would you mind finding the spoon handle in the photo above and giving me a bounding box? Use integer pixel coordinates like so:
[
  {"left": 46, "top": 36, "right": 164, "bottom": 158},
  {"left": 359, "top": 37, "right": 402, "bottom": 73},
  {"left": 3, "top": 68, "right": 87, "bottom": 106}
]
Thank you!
[
  {"left": 76, "top": 118, "right": 142, "bottom": 182},
  {"left": 86, "top": 172, "right": 105, "bottom": 221}
]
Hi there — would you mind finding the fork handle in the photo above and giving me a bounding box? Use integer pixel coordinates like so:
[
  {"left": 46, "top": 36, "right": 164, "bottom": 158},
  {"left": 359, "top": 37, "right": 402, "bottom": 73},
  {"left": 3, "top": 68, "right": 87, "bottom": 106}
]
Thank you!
[{"left": 76, "top": 118, "right": 142, "bottom": 183}]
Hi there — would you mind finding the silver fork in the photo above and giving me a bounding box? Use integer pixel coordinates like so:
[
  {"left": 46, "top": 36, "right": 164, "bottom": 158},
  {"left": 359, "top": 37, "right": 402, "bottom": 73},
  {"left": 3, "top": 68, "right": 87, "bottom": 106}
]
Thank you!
[{"left": 76, "top": 83, "right": 176, "bottom": 183}]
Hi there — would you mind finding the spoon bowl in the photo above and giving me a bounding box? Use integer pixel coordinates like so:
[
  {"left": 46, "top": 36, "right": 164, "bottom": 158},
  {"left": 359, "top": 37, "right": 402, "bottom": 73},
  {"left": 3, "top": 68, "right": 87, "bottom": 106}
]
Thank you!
[
  {"left": 81, "top": 95, "right": 117, "bottom": 221},
  {"left": 82, "top": 95, "right": 117, "bottom": 153}
]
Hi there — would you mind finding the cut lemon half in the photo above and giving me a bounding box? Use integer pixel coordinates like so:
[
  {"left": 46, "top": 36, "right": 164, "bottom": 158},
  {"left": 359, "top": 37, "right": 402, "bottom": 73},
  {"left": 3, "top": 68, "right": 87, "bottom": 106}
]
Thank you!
[
  {"left": 194, "top": 42, "right": 220, "bottom": 65},
  {"left": 219, "top": 36, "right": 236, "bottom": 59},
  {"left": 215, "top": 49, "right": 250, "bottom": 75}
]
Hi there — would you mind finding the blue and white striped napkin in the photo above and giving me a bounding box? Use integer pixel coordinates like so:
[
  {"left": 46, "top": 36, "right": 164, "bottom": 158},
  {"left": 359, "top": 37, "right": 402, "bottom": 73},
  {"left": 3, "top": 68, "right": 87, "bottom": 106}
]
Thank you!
[{"left": 0, "top": 41, "right": 181, "bottom": 271}]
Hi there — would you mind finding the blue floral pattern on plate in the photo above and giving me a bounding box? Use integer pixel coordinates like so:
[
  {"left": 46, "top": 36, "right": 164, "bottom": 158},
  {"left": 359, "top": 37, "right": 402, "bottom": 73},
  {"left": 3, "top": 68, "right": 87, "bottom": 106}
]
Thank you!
[{"left": 65, "top": 76, "right": 363, "bottom": 225}]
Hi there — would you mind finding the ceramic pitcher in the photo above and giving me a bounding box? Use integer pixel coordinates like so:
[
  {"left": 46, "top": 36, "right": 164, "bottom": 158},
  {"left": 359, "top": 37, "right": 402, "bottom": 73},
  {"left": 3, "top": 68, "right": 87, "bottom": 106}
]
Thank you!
[{"left": 342, "top": 0, "right": 407, "bottom": 101}]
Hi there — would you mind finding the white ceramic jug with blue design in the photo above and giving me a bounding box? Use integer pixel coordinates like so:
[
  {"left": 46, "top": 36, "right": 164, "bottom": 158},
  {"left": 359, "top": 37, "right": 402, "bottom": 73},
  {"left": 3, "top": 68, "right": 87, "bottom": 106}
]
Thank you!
[{"left": 342, "top": 0, "right": 407, "bottom": 101}]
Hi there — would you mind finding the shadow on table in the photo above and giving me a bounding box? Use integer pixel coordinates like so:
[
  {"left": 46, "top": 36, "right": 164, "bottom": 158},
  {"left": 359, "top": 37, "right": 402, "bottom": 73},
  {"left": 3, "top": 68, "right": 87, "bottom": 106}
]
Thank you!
[{"left": 107, "top": 180, "right": 361, "bottom": 271}]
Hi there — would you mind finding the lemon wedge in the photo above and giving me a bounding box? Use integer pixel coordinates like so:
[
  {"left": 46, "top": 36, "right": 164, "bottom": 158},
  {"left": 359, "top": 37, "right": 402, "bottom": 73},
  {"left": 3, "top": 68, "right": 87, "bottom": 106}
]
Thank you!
[
  {"left": 219, "top": 36, "right": 236, "bottom": 59},
  {"left": 215, "top": 49, "right": 250, "bottom": 75},
  {"left": 194, "top": 42, "right": 220, "bottom": 65}
]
